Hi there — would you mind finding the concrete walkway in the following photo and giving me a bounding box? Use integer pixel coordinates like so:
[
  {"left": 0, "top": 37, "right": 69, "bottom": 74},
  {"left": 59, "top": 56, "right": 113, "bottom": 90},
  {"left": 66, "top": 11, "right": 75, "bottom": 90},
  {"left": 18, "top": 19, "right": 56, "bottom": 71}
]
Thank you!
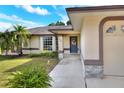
[{"left": 50, "top": 54, "right": 85, "bottom": 88}]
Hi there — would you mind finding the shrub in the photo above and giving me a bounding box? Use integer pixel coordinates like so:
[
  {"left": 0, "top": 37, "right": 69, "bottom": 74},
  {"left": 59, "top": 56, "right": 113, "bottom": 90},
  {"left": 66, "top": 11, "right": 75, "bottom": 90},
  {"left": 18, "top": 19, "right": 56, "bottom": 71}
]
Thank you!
[
  {"left": 28, "top": 51, "right": 58, "bottom": 58},
  {"left": 28, "top": 53, "right": 41, "bottom": 57},
  {"left": 40, "top": 51, "right": 58, "bottom": 58},
  {"left": 8, "top": 65, "right": 52, "bottom": 88}
]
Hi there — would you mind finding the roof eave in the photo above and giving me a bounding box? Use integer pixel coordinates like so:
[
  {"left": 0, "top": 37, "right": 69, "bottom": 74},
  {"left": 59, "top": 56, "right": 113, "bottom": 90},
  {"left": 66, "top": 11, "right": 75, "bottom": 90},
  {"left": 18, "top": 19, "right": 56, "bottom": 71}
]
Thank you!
[
  {"left": 48, "top": 28, "right": 73, "bottom": 31},
  {"left": 66, "top": 5, "right": 124, "bottom": 12}
]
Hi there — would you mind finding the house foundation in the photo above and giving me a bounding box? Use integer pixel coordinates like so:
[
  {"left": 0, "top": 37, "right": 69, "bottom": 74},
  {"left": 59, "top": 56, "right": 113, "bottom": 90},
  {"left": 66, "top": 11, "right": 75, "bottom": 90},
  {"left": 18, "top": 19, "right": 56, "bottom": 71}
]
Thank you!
[{"left": 85, "top": 65, "right": 103, "bottom": 78}]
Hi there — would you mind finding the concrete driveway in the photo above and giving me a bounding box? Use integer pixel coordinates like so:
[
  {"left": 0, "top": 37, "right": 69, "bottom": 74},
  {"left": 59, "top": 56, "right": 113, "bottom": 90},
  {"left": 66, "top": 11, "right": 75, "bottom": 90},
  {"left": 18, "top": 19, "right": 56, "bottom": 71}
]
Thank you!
[
  {"left": 86, "top": 76, "right": 124, "bottom": 88},
  {"left": 49, "top": 54, "right": 124, "bottom": 88},
  {"left": 50, "top": 54, "right": 85, "bottom": 88}
]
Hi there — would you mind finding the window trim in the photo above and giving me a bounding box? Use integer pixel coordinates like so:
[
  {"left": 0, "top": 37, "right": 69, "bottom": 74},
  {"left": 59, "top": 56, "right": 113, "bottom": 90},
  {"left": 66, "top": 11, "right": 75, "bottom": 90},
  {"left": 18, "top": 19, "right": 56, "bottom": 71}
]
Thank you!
[{"left": 43, "top": 36, "right": 53, "bottom": 51}]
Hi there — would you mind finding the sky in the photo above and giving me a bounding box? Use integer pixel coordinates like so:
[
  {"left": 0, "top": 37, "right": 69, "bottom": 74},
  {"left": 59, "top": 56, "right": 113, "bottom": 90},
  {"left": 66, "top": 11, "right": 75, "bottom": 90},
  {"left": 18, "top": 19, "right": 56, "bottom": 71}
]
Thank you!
[{"left": 0, "top": 5, "right": 77, "bottom": 31}]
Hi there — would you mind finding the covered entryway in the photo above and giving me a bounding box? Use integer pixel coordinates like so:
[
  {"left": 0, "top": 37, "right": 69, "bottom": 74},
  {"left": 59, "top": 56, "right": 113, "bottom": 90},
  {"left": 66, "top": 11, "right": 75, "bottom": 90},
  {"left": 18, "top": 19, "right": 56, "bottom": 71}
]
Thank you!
[
  {"left": 50, "top": 29, "right": 80, "bottom": 59},
  {"left": 103, "top": 20, "right": 124, "bottom": 76}
]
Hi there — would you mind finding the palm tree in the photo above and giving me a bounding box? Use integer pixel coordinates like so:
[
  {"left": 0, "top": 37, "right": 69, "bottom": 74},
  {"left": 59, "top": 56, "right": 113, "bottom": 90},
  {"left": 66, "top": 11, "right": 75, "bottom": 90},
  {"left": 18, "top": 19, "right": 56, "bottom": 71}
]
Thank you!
[
  {"left": 13, "top": 24, "right": 30, "bottom": 55},
  {"left": 0, "top": 30, "right": 14, "bottom": 55}
]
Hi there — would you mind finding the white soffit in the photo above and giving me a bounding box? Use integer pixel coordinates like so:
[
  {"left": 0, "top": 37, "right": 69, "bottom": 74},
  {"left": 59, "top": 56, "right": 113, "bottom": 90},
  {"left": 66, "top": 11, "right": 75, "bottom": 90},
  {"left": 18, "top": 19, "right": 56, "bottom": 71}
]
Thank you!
[{"left": 68, "top": 10, "right": 124, "bottom": 31}]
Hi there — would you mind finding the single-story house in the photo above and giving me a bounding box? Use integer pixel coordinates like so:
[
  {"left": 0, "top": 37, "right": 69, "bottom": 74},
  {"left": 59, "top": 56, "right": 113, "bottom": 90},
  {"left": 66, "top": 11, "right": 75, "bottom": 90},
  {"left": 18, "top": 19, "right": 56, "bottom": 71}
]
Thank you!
[
  {"left": 23, "top": 5, "right": 124, "bottom": 78},
  {"left": 23, "top": 25, "right": 80, "bottom": 59}
]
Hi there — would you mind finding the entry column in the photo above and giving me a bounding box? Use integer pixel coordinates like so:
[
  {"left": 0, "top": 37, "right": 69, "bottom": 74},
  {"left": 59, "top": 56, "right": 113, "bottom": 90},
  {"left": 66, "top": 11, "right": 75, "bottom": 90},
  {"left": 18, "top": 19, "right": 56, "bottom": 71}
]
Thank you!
[{"left": 58, "top": 35, "right": 64, "bottom": 59}]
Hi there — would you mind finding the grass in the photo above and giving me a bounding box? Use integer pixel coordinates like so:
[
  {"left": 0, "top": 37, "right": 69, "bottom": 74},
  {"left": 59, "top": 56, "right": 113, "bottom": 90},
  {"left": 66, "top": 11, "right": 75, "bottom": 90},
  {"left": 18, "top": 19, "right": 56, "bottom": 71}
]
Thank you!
[
  {"left": 0, "top": 48, "right": 1, "bottom": 55},
  {"left": 0, "top": 55, "right": 58, "bottom": 87}
]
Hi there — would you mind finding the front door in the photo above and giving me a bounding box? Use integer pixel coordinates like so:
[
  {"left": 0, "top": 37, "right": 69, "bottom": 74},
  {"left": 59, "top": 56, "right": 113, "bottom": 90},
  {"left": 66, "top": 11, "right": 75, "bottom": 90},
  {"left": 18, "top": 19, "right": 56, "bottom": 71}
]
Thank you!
[{"left": 70, "top": 36, "right": 78, "bottom": 53}]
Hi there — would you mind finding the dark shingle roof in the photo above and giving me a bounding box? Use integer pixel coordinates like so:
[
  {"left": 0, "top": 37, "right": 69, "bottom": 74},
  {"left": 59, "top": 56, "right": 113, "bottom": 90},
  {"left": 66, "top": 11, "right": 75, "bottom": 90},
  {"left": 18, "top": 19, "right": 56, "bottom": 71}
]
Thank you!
[
  {"left": 28, "top": 25, "right": 73, "bottom": 35},
  {"left": 48, "top": 25, "right": 73, "bottom": 30}
]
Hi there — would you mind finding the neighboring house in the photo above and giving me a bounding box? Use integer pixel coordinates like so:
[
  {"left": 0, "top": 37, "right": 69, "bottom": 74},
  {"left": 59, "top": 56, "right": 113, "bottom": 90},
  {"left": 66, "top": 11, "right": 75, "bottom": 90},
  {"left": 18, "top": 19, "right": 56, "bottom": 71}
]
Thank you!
[{"left": 23, "top": 5, "right": 124, "bottom": 78}]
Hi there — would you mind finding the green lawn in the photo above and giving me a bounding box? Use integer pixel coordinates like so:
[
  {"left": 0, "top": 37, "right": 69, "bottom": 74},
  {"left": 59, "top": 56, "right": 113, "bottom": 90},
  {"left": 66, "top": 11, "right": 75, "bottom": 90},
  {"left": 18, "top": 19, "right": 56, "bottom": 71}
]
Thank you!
[
  {"left": 0, "top": 55, "right": 58, "bottom": 87},
  {"left": 0, "top": 48, "right": 1, "bottom": 55}
]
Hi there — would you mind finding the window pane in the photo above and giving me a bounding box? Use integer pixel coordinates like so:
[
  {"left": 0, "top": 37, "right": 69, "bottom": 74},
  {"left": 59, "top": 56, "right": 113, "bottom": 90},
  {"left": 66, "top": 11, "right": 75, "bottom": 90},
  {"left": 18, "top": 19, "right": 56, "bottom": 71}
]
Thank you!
[{"left": 43, "top": 36, "right": 52, "bottom": 51}]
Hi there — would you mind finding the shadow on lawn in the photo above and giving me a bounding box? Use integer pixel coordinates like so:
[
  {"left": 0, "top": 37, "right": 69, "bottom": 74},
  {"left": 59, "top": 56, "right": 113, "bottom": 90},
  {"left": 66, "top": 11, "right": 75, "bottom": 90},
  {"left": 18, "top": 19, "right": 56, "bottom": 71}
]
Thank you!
[
  {"left": 0, "top": 55, "right": 26, "bottom": 61},
  {"left": 5, "top": 57, "right": 58, "bottom": 73}
]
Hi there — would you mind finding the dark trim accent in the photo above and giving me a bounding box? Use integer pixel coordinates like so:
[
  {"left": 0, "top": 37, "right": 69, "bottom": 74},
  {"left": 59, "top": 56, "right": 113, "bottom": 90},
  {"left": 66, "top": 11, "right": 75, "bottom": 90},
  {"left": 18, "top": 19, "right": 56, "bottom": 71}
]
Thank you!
[
  {"left": 66, "top": 5, "right": 124, "bottom": 12},
  {"left": 84, "top": 60, "right": 101, "bottom": 66},
  {"left": 49, "top": 28, "right": 73, "bottom": 31},
  {"left": 99, "top": 16, "right": 124, "bottom": 66},
  {"left": 22, "top": 48, "right": 39, "bottom": 50},
  {"left": 31, "top": 34, "right": 54, "bottom": 36},
  {"left": 58, "top": 50, "right": 64, "bottom": 53},
  {"left": 64, "top": 48, "right": 70, "bottom": 50}
]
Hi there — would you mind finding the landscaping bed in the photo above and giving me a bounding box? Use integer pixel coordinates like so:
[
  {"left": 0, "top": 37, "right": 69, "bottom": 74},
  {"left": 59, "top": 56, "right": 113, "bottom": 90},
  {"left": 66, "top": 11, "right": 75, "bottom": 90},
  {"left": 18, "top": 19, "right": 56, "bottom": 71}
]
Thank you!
[{"left": 0, "top": 54, "right": 58, "bottom": 87}]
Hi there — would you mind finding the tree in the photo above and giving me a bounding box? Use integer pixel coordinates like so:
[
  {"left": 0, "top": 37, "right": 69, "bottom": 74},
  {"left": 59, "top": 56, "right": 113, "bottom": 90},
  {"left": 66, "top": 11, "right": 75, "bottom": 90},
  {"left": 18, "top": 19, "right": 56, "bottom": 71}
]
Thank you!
[
  {"left": 56, "top": 21, "right": 65, "bottom": 26},
  {"left": 48, "top": 21, "right": 65, "bottom": 26},
  {"left": 66, "top": 20, "right": 71, "bottom": 25},
  {"left": 13, "top": 25, "right": 30, "bottom": 55},
  {"left": 48, "top": 23, "right": 56, "bottom": 26},
  {"left": 0, "top": 30, "right": 14, "bottom": 55},
  {"left": 0, "top": 25, "right": 30, "bottom": 56}
]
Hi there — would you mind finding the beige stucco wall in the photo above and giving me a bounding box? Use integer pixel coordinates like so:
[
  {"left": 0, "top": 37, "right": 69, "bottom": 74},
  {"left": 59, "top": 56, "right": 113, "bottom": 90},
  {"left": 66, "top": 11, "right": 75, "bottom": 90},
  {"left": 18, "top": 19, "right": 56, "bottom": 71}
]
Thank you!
[
  {"left": 52, "top": 36, "right": 56, "bottom": 51},
  {"left": 23, "top": 36, "right": 39, "bottom": 48},
  {"left": 58, "top": 35, "right": 64, "bottom": 59},
  {"left": 80, "top": 22, "right": 85, "bottom": 59},
  {"left": 23, "top": 35, "right": 56, "bottom": 54},
  {"left": 79, "top": 11, "right": 124, "bottom": 60},
  {"left": 58, "top": 35, "right": 63, "bottom": 51},
  {"left": 81, "top": 16, "right": 102, "bottom": 59},
  {"left": 40, "top": 36, "right": 43, "bottom": 51},
  {"left": 68, "top": 10, "right": 124, "bottom": 60},
  {"left": 23, "top": 36, "right": 41, "bottom": 54},
  {"left": 30, "top": 36, "right": 40, "bottom": 48}
]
